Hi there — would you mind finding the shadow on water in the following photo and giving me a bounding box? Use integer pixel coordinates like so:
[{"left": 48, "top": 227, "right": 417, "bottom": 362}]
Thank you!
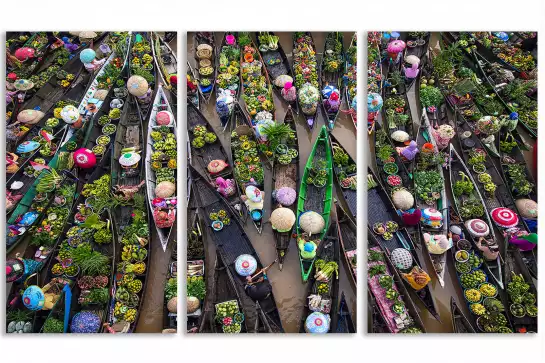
[{"left": 187, "top": 32, "right": 357, "bottom": 332}]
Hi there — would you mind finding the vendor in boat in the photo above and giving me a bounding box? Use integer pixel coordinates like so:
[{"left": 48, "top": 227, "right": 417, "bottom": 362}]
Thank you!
[
  {"left": 298, "top": 237, "right": 317, "bottom": 260},
  {"left": 244, "top": 261, "right": 276, "bottom": 301},
  {"left": 80, "top": 48, "right": 106, "bottom": 72},
  {"left": 281, "top": 81, "right": 297, "bottom": 103}
]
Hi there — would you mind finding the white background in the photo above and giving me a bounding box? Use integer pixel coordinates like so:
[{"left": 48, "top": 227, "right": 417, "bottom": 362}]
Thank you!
[{"left": 1, "top": 0, "right": 544, "bottom": 362}]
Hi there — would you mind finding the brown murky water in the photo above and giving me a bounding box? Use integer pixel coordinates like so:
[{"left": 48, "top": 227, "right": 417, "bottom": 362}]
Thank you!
[
  {"left": 187, "top": 32, "right": 357, "bottom": 332},
  {"left": 369, "top": 33, "right": 536, "bottom": 333}
]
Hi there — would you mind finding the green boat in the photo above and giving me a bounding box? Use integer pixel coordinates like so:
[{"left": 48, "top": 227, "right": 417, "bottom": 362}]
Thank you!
[{"left": 296, "top": 125, "right": 333, "bottom": 282}]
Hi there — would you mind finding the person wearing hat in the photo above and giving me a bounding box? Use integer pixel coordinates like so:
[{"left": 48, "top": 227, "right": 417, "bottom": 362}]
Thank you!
[
  {"left": 323, "top": 90, "right": 340, "bottom": 114},
  {"left": 216, "top": 100, "right": 230, "bottom": 127},
  {"left": 281, "top": 81, "right": 296, "bottom": 103},
  {"left": 298, "top": 237, "right": 317, "bottom": 260},
  {"left": 244, "top": 260, "right": 276, "bottom": 301},
  {"left": 80, "top": 48, "right": 106, "bottom": 72}
]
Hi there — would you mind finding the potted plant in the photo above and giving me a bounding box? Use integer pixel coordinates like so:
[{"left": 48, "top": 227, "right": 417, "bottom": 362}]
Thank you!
[
  {"left": 63, "top": 264, "right": 80, "bottom": 279},
  {"left": 472, "top": 163, "right": 486, "bottom": 174}
]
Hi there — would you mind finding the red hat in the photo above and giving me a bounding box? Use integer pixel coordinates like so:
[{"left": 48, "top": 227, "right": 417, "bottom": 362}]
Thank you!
[
  {"left": 7, "top": 73, "right": 17, "bottom": 81},
  {"left": 169, "top": 75, "right": 177, "bottom": 86},
  {"left": 330, "top": 92, "right": 339, "bottom": 101}
]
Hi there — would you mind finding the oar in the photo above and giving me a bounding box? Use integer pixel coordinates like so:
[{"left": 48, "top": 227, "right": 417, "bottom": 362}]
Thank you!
[{"left": 63, "top": 284, "right": 72, "bottom": 333}]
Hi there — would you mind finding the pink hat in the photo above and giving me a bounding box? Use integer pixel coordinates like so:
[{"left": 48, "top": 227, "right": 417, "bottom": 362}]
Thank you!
[{"left": 284, "top": 81, "right": 293, "bottom": 90}]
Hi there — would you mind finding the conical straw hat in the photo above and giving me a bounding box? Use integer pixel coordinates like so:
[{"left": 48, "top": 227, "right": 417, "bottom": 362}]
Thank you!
[
  {"left": 298, "top": 211, "right": 325, "bottom": 235},
  {"left": 127, "top": 75, "right": 149, "bottom": 97},
  {"left": 271, "top": 207, "right": 296, "bottom": 232}
]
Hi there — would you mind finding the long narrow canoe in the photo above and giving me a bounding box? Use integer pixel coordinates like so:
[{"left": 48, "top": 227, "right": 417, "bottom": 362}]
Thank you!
[
  {"left": 190, "top": 165, "right": 284, "bottom": 333},
  {"left": 319, "top": 32, "right": 345, "bottom": 130},
  {"left": 299, "top": 221, "right": 340, "bottom": 333},
  {"left": 271, "top": 106, "right": 299, "bottom": 270},
  {"left": 129, "top": 32, "right": 157, "bottom": 122},
  {"left": 335, "top": 201, "right": 356, "bottom": 288},
  {"left": 296, "top": 126, "right": 333, "bottom": 282},
  {"left": 293, "top": 32, "right": 319, "bottom": 130},
  {"left": 145, "top": 85, "right": 177, "bottom": 251},
  {"left": 193, "top": 32, "right": 217, "bottom": 104},
  {"left": 329, "top": 133, "right": 357, "bottom": 220},
  {"left": 450, "top": 297, "right": 476, "bottom": 333},
  {"left": 335, "top": 292, "right": 355, "bottom": 333}
]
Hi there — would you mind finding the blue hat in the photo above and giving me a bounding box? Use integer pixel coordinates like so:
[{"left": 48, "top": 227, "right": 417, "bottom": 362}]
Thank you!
[
  {"left": 509, "top": 112, "right": 519, "bottom": 120},
  {"left": 304, "top": 242, "right": 314, "bottom": 252},
  {"left": 80, "top": 49, "right": 96, "bottom": 63}
]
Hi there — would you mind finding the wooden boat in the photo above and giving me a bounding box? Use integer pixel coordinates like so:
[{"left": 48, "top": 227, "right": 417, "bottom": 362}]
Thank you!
[
  {"left": 61, "top": 33, "right": 132, "bottom": 146},
  {"left": 296, "top": 126, "right": 333, "bottom": 282},
  {"left": 214, "top": 32, "right": 240, "bottom": 128},
  {"left": 7, "top": 61, "right": 94, "bottom": 154},
  {"left": 413, "top": 112, "right": 449, "bottom": 288},
  {"left": 151, "top": 32, "right": 177, "bottom": 92},
  {"left": 319, "top": 32, "right": 345, "bottom": 130},
  {"left": 502, "top": 246, "right": 538, "bottom": 333},
  {"left": 299, "top": 221, "right": 340, "bottom": 333},
  {"left": 186, "top": 101, "right": 246, "bottom": 222},
  {"left": 6, "top": 126, "right": 68, "bottom": 219},
  {"left": 329, "top": 134, "right": 357, "bottom": 220},
  {"left": 193, "top": 32, "right": 217, "bottom": 104},
  {"left": 11, "top": 44, "right": 90, "bottom": 125},
  {"left": 450, "top": 297, "right": 476, "bottom": 333},
  {"left": 379, "top": 91, "right": 415, "bottom": 155},
  {"left": 130, "top": 32, "right": 157, "bottom": 122},
  {"left": 335, "top": 292, "right": 355, "bottom": 333},
  {"left": 199, "top": 252, "right": 247, "bottom": 333},
  {"left": 271, "top": 106, "right": 299, "bottom": 270},
  {"left": 33, "top": 150, "right": 117, "bottom": 333},
  {"left": 454, "top": 121, "right": 520, "bottom": 288},
  {"left": 230, "top": 103, "right": 267, "bottom": 234},
  {"left": 447, "top": 206, "right": 515, "bottom": 333},
  {"left": 367, "top": 167, "right": 441, "bottom": 321},
  {"left": 293, "top": 32, "right": 319, "bottom": 129},
  {"left": 335, "top": 201, "right": 356, "bottom": 288},
  {"left": 239, "top": 33, "right": 276, "bottom": 125},
  {"left": 255, "top": 32, "right": 299, "bottom": 114},
  {"left": 187, "top": 193, "right": 206, "bottom": 332},
  {"left": 186, "top": 61, "right": 200, "bottom": 109},
  {"left": 105, "top": 94, "right": 150, "bottom": 333},
  {"left": 145, "top": 85, "right": 177, "bottom": 251},
  {"left": 367, "top": 227, "right": 427, "bottom": 333},
  {"left": 402, "top": 32, "right": 430, "bottom": 90},
  {"left": 470, "top": 50, "right": 537, "bottom": 138},
  {"left": 6, "top": 103, "right": 97, "bottom": 252},
  {"left": 190, "top": 165, "right": 284, "bottom": 333},
  {"left": 368, "top": 291, "right": 390, "bottom": 333},
  {"left": 496, "top": 130, "right": 538, "bottom": 279},
  {"left": 344, "top": 33, "right": 357, "bottom": 129}
]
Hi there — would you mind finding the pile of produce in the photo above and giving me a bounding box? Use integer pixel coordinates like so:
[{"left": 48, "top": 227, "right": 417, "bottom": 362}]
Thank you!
[
  {"left": 293, "top": 32, "right": 318, "bottom": 115},
  {"left": 216, "top": 37, "right": 240, "bottom": 95},
  {"left": 239, "top": 33, "right": 274, "bottom": 120},
  {"left": 215, "top": 300, "right": 243, "bottom": 334},
  {"left": 231, "top": 131, "right": 264, "bottom": 186}
]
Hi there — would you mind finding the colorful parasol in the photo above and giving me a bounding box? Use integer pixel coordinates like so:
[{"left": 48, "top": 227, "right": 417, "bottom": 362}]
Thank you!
[
  {"left": 490, "top": 207, "right": 519, "bottom": 228},
  {"left": 367, "top": 92, "right": 383, "bottom": 113},
  {"left": 420, "top": 208, "right": 443, "bottom": 228},
  {"left": 274, "top": 187, "right": 296, "bottom": 206},
  {"left": 13, "top": 79, "right": 34, "bottom": 91},
  {"left": 245, "top": 185, "right": 263, "bottom": 203},
  {"left": 156, "top": 111, "right": 174, "bottom": 126},
  {"left": 22, "top": 285, "right": 45, "bottom": 311},
  {"left": 73, "top": 148, "right": 97, "bottom": 169},
  {"left": 61, "top": 105, "right": 80, "bottom": 124},
  {"left": 79, "top": 48, "right": 96, "bottom": 63},
  {"left": 390, "top": 248, "right": 413, "bottom": 270},
  {"left": 16, "top": 141, "right": 40, "bottom": 154},
  {"left": 234, "top": 254, "right": 257, "bottom": 277},
  {"left": 14, "top": 47, "right": 35, "bottom": 61},
  {"left": 305, "top": 312, "right": 330, "bottom": 333},
  {"left": 465, "top": 219, "right": 490, "bottom": 237},
  {"left": 119, "top": 152, "right": 141, "bottom": 167}
]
